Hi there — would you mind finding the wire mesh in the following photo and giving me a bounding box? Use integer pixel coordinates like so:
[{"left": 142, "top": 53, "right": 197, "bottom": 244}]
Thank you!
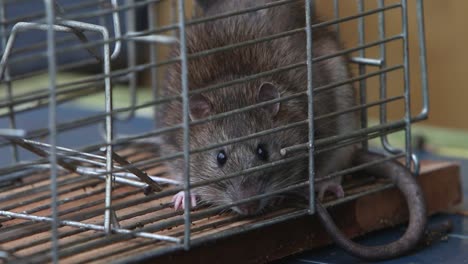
[{"left": 0, "top": 0, "right": 428, "bottom": 263}]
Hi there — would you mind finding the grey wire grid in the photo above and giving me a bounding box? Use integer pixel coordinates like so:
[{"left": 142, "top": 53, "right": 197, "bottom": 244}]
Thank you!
[{"left": 0, "top": 0, "right": 428, "bottom": 263}]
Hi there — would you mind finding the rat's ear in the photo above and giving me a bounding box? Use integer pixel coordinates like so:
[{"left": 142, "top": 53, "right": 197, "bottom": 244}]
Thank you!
[
  {"left": 189, "top": 94, "right": 212, "bottom": 120},
  {"left": 257, "top": 82, "right": 280, "bottom": 116}
]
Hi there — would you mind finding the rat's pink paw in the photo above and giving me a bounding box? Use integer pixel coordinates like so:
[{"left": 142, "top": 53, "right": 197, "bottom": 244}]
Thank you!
[
  {"left": 318, "top": 183, "right": 345, "bottom": 201},
  {"left": 172, "top": 191, "right": 197, "bottom": 210}
]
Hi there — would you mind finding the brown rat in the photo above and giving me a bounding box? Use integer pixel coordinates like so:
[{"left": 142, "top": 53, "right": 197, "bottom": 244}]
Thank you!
[
  {"left": 162, "top": 0, "right": 355, "bottom": 214},
  {"left": 160, "top": 0, "right": 426, "bottom": 260}
]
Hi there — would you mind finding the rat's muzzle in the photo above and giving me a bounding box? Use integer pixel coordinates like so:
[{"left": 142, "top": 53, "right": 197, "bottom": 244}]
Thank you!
[
  {"left": 233, "top": 200, "right": 262, "bottom": 215},
  {"left": 229, "top": 182, "right": 267, "bottom": 215}
]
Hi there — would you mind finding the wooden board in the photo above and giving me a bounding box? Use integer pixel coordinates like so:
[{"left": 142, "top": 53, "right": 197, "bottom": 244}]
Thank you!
[
  {"left": 134, "top": 161, "right": 462, "bottom": 264},
  {"left": 0, "top": 159, "right": 461, "bottom": 264}
]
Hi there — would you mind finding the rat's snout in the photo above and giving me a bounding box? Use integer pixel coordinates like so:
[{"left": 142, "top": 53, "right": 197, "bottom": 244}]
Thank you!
[
  {"left": 235, "top": 200, "right": 261, "bottom": 215},
  {"left": 230, "top": 181, "right": 265, "bottom": 215}
]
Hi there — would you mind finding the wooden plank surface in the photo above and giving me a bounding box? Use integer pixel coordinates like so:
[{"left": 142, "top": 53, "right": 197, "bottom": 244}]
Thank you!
[
  {"left": 136, "top": 161, "right": 462, "bottom": 264},
  {"left": 0, "top": 160, "right": 461, "bottom": 264}
]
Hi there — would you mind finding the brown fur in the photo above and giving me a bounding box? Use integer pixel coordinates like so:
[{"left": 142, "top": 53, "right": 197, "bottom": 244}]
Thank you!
[{"left": 160, "top": 0, "right": 359, "bottom": 214}]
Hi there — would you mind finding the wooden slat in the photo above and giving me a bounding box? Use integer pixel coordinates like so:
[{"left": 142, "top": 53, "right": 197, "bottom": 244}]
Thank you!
[
  {"left": 0, "top": 160, "right": 461, "bottom": 264},
  {"left": 136, "top": 161, "right": 462, "bottom": 264}
]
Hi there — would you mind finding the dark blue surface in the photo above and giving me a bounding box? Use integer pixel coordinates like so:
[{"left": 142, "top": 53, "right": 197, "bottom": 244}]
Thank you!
[
  {"left": 3, "top": 1, "right": 121, "bottom": 75},
  {"left": 0, "top": 104, "right": 153, "bottom": 167},
  {"left": 3, "top": 0, "right": 149, "bottom": 76}
]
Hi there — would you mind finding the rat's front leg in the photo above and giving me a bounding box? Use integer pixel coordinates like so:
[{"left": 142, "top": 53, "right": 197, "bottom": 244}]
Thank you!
[{"left": 172, "top": 191, "right": 198, "bottom": 210}]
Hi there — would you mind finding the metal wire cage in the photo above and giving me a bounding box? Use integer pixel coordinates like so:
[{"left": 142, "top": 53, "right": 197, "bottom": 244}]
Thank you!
[{"left": 0, "top": 0, "right": 428, "bottom": 263}]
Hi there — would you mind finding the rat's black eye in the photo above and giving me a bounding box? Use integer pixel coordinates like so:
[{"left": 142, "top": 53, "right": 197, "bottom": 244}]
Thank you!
[
  {"left": 256, "top": 144, "right": 268, "bottom": 161},
  {"left": 217, "top": 150, "right": 227, "bottom": 166}
]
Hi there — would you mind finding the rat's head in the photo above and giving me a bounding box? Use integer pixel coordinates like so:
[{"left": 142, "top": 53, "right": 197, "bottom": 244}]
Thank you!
[{"left": 187, "top": 81, "right": 306, "bottom": 215}]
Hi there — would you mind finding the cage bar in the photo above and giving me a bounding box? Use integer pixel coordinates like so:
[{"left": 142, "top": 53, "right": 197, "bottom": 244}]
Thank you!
[{"left": 0, "top": 0, "right": 430, "bottom": 262}]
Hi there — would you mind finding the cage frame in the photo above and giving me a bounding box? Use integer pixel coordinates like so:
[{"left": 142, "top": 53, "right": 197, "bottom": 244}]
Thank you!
[{"left": 0, "top": 0, "right": 429, "bottom": 263}]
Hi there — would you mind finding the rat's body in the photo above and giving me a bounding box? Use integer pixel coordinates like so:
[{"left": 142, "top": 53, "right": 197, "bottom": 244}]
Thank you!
[
  {"left": 160, "top": 0, "right": 426, "bottom": 260},
  {"left": 162, "top": 0, "right": 356, "bottom": 213}
]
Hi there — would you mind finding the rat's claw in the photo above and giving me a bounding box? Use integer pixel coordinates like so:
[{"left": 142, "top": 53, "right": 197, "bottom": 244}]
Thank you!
[
  {"left": 191, "top": 194, "right": 197, "bottom": 208},
  {"left": 318, "top": 183, "right": 345, "bottom": 201},
  {"left": 329, "top": 184, "right": 345, "bottom": 198},
  {"left": 172, "top": 191, "right": 183, "bottom": 210},
  {"left": 172, "top": 191, "right": 197, "bottom": 210}
]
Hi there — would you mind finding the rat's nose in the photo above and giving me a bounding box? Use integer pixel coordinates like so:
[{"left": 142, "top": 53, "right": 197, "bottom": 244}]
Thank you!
[{"left": 233, "top": 200, "right": 261, "bottom": 215}]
